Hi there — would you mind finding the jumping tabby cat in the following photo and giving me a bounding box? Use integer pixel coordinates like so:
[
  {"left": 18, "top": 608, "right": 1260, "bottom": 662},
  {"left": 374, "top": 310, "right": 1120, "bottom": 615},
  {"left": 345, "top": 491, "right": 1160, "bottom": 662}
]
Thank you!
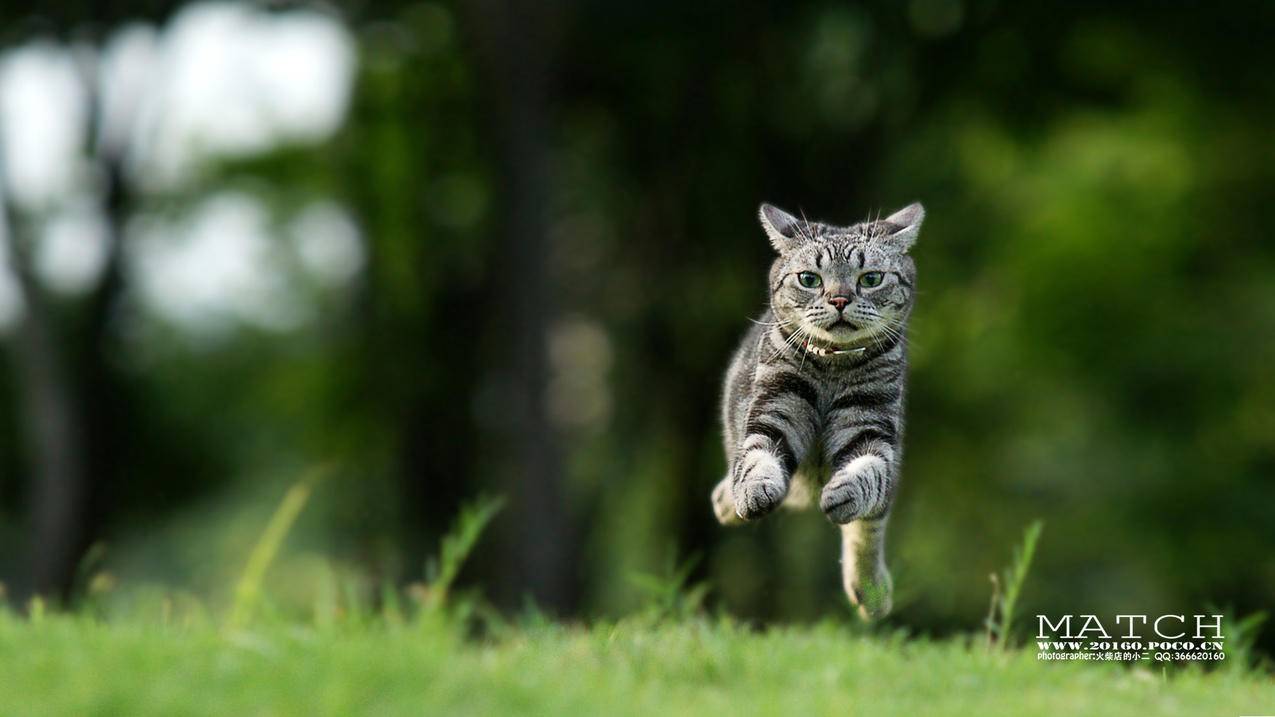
[{"left": 711, "top": 201, "right": 924, "bottom": 619}]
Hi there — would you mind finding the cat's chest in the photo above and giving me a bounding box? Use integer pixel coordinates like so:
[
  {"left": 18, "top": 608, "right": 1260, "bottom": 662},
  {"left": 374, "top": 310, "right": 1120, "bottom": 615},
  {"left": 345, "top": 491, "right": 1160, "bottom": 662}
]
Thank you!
[{"left": 807, "top": 367, "right": 874, "bottom": 412}]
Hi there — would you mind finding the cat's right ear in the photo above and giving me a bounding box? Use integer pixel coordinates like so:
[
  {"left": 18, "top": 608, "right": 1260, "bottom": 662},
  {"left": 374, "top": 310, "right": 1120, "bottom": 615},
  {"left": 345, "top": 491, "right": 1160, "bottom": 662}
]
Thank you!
[{"left": 759, "top": 203, "right": 804, "bottom": 253}]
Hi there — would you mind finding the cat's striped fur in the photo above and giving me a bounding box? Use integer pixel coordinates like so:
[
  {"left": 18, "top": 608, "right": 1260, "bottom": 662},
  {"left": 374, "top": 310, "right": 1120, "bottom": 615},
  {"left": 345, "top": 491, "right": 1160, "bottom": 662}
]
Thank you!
[{"left": 711, "top": 201, "right": 924, "bottom": 620}]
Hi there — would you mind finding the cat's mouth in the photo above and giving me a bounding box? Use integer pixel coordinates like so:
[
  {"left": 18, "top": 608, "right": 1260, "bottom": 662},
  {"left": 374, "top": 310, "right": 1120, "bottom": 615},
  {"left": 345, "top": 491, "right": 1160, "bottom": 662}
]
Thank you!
[
  {"left": 805, "top": 318, "right": 864, "bottom": 347},
  {"left": 828, "top": 318, "right": 859, "bottom": 331}
]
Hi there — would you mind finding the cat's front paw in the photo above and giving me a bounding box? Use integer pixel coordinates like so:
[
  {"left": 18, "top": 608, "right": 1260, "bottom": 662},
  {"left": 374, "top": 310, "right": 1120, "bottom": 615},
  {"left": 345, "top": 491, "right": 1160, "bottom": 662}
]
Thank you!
[
  {"left": 731, "top": 454, "right": 788, "bottom": 520},
  {"left": 821, "top": 455, "right": 890, "bottom": 524}
]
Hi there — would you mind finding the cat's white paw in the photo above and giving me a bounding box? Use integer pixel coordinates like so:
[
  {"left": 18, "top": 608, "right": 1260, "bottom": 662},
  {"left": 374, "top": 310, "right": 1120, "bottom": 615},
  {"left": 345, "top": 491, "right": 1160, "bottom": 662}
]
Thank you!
[
  {"left": 821, "top": 455, "right": 889, "bottom": 524},
  {"left": 732, "top": 453, "right": 788, "bottom": 520},
  {"left": 711, "top": 476, "right": 744, "bottom": 526}
]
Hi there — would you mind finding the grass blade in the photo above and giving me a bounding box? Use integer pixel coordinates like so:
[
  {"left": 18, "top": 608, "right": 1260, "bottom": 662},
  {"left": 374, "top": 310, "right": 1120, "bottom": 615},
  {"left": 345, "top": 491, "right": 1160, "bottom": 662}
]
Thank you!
[
  {"left": 423, "top": 495, "right": 505, "bottom": 612},
  {"left": 227, "top": 480, "right": 314, "bottom": 630},
  {"left": 989, "top": 519, "right": 1043, "bottom": 649}
]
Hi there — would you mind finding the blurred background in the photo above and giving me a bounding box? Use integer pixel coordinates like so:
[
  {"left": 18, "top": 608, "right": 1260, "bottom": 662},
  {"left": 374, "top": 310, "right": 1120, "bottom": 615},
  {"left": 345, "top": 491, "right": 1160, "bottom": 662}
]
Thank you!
[{"left": 1, "top": 0, "right": 1272, "bottom": 645}]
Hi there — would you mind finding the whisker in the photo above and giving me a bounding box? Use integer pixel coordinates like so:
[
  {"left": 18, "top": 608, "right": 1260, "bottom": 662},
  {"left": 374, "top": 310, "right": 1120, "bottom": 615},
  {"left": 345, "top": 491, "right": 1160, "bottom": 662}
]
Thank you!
[
  {"left": 749, "top": 316, "right": 795, "bottom": 328},
  {"left": 797, "top": 208, "right": 819, "bottom": 244},
  {"left": 763, "top": 315, "right": 809, "bottom": 361},
  {"left": 797, "top": 325, "right": 812, "bottom": 371}
]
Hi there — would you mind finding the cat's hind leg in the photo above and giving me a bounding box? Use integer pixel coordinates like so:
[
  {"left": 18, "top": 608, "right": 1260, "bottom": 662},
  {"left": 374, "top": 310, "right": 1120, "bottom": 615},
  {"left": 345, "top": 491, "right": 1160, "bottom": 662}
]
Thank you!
[
  {"left": 711, "top": 475, "right": 745, "bottom": 526},
  {"left": 840, "top": 517, "right": 893, "bottom": 620}
]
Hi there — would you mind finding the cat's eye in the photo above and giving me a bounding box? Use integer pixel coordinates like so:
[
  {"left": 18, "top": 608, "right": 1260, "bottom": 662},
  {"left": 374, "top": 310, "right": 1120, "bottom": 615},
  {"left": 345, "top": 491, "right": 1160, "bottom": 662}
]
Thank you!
[
  {"left": 797, "top": 271, "right": 822, "bottom": 289},
  {"left": 859, "top": 271, "right": 885, "bottom": 288}
]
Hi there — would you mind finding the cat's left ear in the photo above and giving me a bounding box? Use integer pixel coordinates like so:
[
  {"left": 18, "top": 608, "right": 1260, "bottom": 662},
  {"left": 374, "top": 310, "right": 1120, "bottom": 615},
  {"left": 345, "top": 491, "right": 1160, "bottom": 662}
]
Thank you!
[{"left": 875, "top": 202, "right": 925, "bottom": 252}]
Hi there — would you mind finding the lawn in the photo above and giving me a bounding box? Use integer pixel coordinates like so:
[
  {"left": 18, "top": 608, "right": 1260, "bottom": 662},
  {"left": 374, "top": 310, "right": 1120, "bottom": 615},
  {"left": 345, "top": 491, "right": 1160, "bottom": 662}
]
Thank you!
[{"left": 2, "top": 613, "right": 1272, "bottom": 716}]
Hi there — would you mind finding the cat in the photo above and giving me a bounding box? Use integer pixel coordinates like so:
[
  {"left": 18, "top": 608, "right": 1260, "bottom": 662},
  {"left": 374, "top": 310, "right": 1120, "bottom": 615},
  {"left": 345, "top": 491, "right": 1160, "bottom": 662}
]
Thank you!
[{"left": 711, "top": 201, "right": 923, "bottom": 620}]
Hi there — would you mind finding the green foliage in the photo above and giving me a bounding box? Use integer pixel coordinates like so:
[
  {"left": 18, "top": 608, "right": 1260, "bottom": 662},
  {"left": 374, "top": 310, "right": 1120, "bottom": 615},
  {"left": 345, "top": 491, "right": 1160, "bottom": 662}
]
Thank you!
[
  {"left": 627, "top": 551, "right": 709, "bottom": 622},
  {"left": 985, "top": 520, "right": 1044, "bottom": 649},
  {"left": 1214, "top": 606, "right": 1270, "bottom": 674}
]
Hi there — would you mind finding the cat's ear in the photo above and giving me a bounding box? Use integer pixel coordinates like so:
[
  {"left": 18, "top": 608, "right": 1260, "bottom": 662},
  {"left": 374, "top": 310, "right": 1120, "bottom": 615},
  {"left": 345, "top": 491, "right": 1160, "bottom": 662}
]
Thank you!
[
  {"left": 759, "top": 203, "right": 804, "bottom": 253},
  {"left": 875, "top": 202, "right": 925, "bottom": 252}
]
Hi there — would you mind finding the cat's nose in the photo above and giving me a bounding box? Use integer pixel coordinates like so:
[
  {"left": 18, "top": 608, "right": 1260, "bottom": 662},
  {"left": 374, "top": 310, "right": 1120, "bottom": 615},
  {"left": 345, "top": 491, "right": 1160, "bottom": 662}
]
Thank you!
[{"left": 829, "top": 296, "right": 851, "bottom": 311}]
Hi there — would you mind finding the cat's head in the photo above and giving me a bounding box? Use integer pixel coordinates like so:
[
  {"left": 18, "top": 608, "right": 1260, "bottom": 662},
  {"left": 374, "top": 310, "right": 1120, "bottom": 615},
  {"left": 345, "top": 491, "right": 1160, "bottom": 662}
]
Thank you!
[{"left": 760, "top": 202, "right": 923, "bottom": 350}]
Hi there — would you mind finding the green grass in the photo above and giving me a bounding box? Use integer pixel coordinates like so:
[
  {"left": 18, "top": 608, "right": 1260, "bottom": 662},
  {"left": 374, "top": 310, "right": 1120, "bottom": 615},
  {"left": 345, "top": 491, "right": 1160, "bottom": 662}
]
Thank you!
[
  {"left": 3, "top": 494, "right": 1266, "bottom": 715},
  {"left": 1, "top": 613, "right": 1272, "bottom": 716}
]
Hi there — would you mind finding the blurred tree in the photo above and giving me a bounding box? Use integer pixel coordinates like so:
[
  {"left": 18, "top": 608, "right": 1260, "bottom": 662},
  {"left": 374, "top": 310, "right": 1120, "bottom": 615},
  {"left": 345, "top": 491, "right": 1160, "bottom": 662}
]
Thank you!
[
  {"left": 463, "top": 0, "right": 577, "bottom": 610},
  {"left": 0, "top": 0, "right": 183, "bottom": 596},
  {"left": 0, "top": 0, "right": 1271, "bottom": 655}
]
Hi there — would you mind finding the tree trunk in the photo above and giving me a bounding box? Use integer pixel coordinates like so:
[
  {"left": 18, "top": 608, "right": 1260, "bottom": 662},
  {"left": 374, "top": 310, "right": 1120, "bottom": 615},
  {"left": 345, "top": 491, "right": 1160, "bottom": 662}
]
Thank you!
[
  {"left": 0, "top": 53, "right": 131, "bottom": 598},
  {"left": 1, "top": 204, "right": 88, "bottom": 598},
  {"left": 463, "top": 0, "right": 577, "bottom": 611}
]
